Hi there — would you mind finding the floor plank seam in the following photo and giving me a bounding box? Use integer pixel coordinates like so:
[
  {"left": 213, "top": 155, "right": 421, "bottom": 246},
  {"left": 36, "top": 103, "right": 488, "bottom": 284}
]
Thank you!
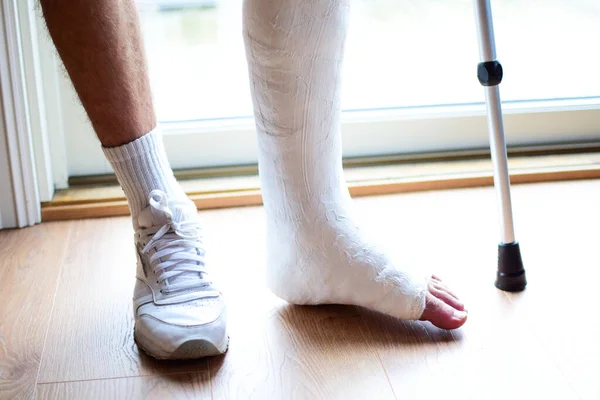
[
  {"left": 36, "top": 366, "right": 212, "bottom": 386},
  {"left": 375, "top": 349, "right": 397, "bottom": 400},
  {"left": 208, "top": 360, "right": 213, "bottom": 400},
  {"left": 34, "top": 223, "right": 74, "bottom": 392},
  {"left": 354, "top": 307, "right": 398, "bottom": 400}
]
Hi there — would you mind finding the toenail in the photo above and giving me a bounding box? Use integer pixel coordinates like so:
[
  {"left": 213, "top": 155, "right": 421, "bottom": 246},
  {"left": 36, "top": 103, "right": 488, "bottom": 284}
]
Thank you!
[{"left": 453, "top": 310, "right": 468, "bottom": 320}]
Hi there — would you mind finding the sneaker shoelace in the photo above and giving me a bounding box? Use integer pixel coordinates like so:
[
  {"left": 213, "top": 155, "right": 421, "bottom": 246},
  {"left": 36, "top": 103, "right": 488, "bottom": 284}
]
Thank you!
[{"left": 141, "top": 190, "right": 208, "bottom": 295}]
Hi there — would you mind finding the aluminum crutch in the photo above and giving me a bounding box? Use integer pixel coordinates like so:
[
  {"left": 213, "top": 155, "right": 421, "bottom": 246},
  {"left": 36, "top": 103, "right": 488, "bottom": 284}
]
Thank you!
[{"left": 473, "top": 0, "right": 527, "bottom": 291}]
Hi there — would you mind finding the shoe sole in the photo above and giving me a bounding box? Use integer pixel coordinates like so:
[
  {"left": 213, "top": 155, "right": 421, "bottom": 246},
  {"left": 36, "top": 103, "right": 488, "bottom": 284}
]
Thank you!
[{"left": 134, "top": 329, "right": 229, "bottom": 360}]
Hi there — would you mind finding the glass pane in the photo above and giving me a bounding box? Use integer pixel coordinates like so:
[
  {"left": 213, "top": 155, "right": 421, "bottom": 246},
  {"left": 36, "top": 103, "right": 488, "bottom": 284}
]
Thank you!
[{"left": 137, "top": 0, "right": 600, "bottom": 123}]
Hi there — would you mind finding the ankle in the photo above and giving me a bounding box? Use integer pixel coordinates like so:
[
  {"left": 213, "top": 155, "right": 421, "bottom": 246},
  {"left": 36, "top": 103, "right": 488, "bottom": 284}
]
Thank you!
[{"left": 102, "top": 126, "right": 188, "bottom": 227}]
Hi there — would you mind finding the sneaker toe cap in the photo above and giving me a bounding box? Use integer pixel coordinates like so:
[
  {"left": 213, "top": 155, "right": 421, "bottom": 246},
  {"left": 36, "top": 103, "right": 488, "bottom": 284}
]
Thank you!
[{"left": 135, "top": 297, "right": 228, "bottom": 357}]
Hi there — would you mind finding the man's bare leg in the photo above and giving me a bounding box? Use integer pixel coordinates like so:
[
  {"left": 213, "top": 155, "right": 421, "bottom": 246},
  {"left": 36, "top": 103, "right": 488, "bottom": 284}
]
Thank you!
[
  {"left": 40, "top": 0, "right": 229, "bottom": 359},
  {"left": 41, "top": 0, "right": 154, "bottom": 147}
]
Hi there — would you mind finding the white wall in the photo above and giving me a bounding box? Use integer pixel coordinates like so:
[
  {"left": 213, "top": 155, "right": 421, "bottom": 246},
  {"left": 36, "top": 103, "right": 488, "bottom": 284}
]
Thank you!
[
  {"left": 0, "top": 94, "right": 18, "bottom": 229},
  {"left": 0, "top": 0, "right": 41, "bottom": 229}
]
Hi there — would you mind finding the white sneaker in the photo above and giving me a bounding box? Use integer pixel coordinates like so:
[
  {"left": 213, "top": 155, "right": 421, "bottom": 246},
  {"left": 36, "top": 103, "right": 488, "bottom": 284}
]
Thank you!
[{"left": 132, "top": 190, "right": 228, "bottom": 359}]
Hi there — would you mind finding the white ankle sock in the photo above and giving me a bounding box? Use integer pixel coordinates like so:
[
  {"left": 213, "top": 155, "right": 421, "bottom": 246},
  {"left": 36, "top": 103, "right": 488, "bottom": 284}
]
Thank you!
[
  {"left": 102, "top": 126, "right": 188, "bottom": 228},
  {"left": 243, "top": 0, "right": 428, "bottom": 319}
]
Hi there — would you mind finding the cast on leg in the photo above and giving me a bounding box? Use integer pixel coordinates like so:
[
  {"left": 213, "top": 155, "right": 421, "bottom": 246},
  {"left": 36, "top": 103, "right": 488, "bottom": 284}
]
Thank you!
[{"left": 243, "top": 0, "right": 467, "bottom": 327}]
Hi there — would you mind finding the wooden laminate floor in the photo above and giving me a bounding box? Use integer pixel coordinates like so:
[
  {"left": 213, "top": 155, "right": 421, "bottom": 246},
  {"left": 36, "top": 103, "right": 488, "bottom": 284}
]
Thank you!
[{"left": 1, "top": 180, "right": 599, "bottom": 399}]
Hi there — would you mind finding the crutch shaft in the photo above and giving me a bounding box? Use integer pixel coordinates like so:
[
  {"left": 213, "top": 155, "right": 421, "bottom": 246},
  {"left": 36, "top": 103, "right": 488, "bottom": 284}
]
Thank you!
[
  {"left": 484, "top": 86, "right": 515, "bottom": 244},
  {"left": 474, "top": 0, "right": 515, "bottom": 244},
  {"left": 473, "top": 0, "right": 526, "bottom": 291},
  {"left": 474, "top": 0, "right": 497, "bottom": 62}
]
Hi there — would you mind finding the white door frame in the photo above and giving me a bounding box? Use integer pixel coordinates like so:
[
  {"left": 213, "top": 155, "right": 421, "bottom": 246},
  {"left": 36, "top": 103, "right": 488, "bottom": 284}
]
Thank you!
[{"left": 0, "top": 0, "right": 41, "bottom": 229}]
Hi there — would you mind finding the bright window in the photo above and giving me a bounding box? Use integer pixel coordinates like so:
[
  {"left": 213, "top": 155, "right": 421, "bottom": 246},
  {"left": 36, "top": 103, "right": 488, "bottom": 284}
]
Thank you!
[
  {"left": 46, "top": 0, "right": 600, "bottom": 178},
  {"left": 139, "top": 0, "right": 600, "bottom": 121}
]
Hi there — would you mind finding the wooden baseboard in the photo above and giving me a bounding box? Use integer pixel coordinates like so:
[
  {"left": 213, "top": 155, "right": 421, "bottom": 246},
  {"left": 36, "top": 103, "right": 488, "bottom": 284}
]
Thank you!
[
  {"left": 41, "top": 153, "right": 600, "bottom": 221},
  {"left": 349, "top": 164, "right": 600, "bottom": 196},
  {"left": 41, "top": 191, "right": 264, "bottom": 221}
]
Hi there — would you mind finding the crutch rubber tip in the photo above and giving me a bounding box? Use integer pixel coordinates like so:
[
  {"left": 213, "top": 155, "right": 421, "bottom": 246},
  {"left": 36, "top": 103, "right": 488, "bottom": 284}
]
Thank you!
[{"left": 495, "top": 242, "right": 527, "bottom": 292}]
